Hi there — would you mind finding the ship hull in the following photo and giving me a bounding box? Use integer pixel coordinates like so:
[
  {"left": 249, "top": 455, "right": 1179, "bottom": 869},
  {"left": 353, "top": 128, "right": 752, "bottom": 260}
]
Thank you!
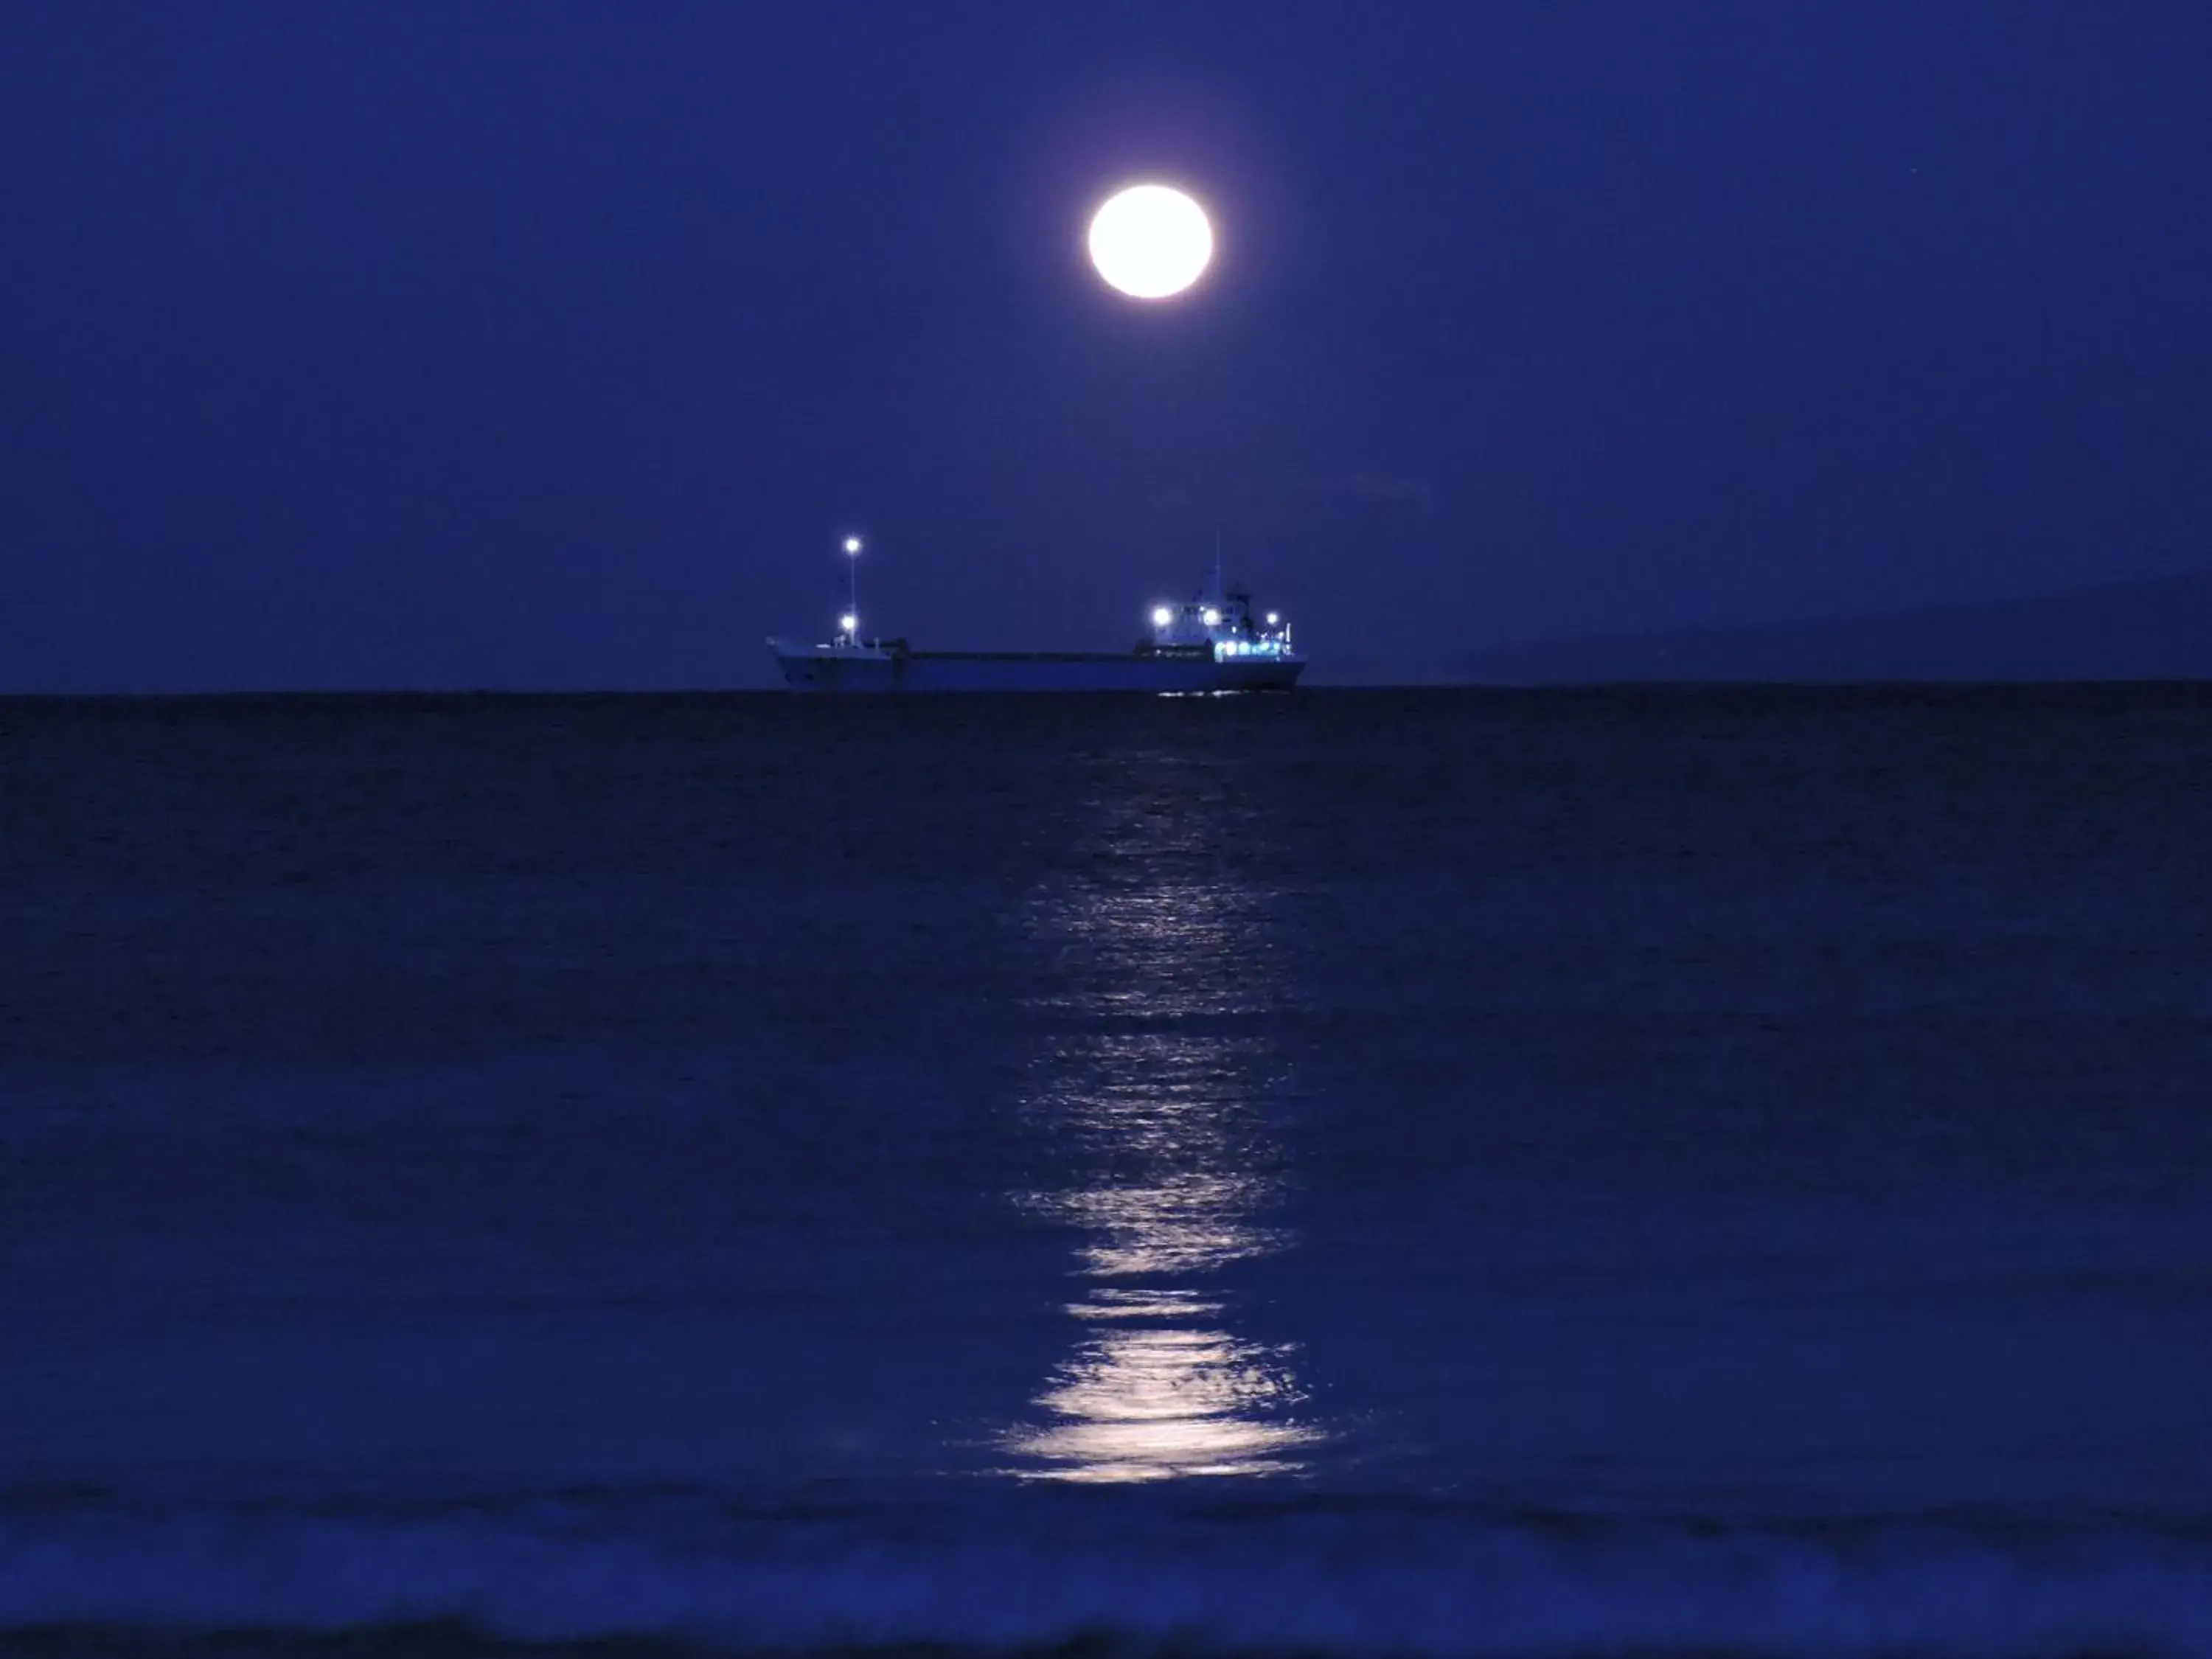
[{"left": 771, "top": 647, "right": 1303, "bottom": 694}]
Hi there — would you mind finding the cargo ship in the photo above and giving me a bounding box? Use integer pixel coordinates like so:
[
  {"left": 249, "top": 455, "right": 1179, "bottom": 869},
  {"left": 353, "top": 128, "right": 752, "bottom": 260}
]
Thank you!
[{"left": 768, "top": 543, "right": 1303, "bottom": 693}]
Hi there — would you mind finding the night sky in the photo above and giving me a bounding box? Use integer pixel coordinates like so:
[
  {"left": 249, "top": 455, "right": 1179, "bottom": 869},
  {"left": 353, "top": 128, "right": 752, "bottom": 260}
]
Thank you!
[{"left": 4, "top": 2, "right": 2207, "bottom": 691}]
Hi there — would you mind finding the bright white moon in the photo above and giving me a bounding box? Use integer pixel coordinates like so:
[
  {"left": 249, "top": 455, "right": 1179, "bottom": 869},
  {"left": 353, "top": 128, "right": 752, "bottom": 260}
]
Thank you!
[{"left": 1087, "top": 184, "right": 1214, "bottom": 300}]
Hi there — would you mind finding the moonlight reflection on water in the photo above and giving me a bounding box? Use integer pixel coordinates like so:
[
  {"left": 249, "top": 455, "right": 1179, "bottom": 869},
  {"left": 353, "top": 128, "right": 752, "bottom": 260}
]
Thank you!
[{"left": 1005, "top": 855, "right": 1320, "bottom": 1484}]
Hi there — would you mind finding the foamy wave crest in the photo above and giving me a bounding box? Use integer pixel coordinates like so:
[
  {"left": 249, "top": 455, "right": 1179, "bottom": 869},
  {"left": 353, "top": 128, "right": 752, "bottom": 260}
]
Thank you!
[{"left": 4, "top": 1498, "right": 2212, "bottom": 1655}]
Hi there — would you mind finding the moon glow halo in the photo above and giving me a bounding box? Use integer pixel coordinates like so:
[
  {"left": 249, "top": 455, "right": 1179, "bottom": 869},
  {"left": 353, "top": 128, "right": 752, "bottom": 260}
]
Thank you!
[{"left": 1087, "top": 184, "right": 1214, "bottom": 300}]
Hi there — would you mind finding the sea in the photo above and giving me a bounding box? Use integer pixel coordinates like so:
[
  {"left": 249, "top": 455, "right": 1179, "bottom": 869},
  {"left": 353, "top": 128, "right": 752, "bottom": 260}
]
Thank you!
[{"left": 2, "top": 684, "right": 2210, "bottom": 1658}]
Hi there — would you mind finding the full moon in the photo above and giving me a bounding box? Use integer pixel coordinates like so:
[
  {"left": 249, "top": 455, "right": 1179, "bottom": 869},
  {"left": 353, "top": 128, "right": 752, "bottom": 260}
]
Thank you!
[{"left": 1087, "top": 184, "right": 1214, "bottom": 300}]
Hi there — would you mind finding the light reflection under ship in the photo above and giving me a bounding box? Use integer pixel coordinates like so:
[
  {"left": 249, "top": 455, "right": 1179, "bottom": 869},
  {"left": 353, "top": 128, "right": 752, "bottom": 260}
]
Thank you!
[{"left": 1005, "top": 865, "right": 1322, "bottom": 1484}]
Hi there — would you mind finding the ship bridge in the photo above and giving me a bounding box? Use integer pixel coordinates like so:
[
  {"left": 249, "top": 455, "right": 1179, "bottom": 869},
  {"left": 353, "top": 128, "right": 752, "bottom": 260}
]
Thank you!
[{"left": 1147, "top": 572, "right": 1296, "bottom": 664}]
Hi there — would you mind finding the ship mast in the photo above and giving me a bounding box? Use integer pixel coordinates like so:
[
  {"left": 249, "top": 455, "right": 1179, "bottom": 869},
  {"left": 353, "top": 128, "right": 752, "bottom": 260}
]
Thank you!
[{"left": 842, "top": 535, "right": 863, "bottom": 643}]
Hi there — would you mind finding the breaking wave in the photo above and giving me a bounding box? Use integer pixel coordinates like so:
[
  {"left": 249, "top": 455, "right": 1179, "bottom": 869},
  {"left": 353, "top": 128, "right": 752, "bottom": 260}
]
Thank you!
[{"left": 4, "top": 1492, "right": 2212, "bottom": 1656}]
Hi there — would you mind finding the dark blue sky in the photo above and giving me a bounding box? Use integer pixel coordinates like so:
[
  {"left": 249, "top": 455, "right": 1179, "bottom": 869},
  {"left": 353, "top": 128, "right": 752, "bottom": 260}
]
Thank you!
[{"left": 4, "top": 1, "right": 2207, "bottom": 689}]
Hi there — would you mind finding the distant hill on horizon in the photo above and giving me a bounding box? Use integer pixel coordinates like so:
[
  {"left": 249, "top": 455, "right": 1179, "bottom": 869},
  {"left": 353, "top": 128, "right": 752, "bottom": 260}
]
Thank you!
[{"left": 1425, "top": 566, "right": 2212, "bottom": 686}]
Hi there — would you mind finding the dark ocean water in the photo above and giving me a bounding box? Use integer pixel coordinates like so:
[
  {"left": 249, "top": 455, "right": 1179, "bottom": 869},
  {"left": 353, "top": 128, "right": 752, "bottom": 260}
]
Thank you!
[{"left": 3, "top": 686, "right": 2211, "bottom": 1658}]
